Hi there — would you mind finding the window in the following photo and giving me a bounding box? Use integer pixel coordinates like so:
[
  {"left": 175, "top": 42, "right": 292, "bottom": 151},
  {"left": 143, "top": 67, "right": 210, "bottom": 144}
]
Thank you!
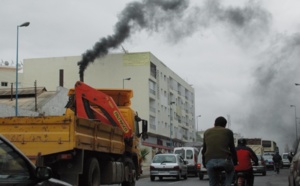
[
  {"left": 186, "top": 150, "right": 193, "bottom": 159},
  {"left": 150, "top": 62, "right": 156, "bottom": 78},
  {"left": 174, "top": 149, "right": 185, "bottom": 159},
  {"left": 1, "top": 82, "right": 8, "bottom": 87},
  {"left": 0, "top": 139, "right": 30, "bottom": 181},
  {"left": 149, "top": 80, "right": 156, "bottom": 95}
]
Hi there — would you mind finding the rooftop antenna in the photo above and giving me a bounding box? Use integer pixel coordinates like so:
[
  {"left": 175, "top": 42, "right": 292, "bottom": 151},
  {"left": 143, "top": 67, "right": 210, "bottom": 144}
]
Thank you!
[{"left": 121, "top": 45, "right": 128, "bottom": 53}]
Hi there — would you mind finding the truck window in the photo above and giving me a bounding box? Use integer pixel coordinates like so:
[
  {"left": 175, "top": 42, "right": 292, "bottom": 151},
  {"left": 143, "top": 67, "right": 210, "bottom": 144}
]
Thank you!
[
  {"left": 174, "top": 149, "right": 185, "bottom": 159},
  {"left": 186, "top": 150, "right": 193, "bottom": 159}
]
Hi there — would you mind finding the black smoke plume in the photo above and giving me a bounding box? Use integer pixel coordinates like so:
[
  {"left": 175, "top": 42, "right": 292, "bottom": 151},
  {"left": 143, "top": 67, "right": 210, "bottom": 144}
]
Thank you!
[
  {"left": 78, "top": 0, "right": 270, "bottom": 80},
  {"left": 78, "top": 0, "right": 189, "bottom": 81},
  {"left": 76, "top": 0, "right": 296, "bottom": 151},
  {"left": 243, "top": 33, "right": 300, "bottom": 151}
]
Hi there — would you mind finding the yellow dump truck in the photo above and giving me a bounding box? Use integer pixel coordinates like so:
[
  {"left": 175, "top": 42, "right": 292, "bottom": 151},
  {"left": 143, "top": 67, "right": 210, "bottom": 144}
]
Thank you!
[{"left": 0, "top": 81, "right": 148, "bottom": 186}]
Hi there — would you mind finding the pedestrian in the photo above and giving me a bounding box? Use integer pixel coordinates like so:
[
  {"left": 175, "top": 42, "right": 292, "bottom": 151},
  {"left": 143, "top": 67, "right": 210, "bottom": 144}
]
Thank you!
[
  {"left": 288, "top": 151, "right": 294, "bottom": 163},
  {"left": 272, "top": 151, "right": 282, "bottom": 173},
  {"left": 201, "top": 116, "right": 238, "bottom": 186},
  {"left": 156, "top": 149, "right": 162, "bottom": 155}
]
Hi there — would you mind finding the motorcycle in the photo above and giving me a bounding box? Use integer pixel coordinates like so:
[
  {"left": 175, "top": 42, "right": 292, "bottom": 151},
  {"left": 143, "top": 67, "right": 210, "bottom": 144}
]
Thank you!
[
  {"left": 213, "top": 167, "right": 226, "bottom": 186},
  {"left": 235, "top": 172, "right": 248, "bottom": 186}
]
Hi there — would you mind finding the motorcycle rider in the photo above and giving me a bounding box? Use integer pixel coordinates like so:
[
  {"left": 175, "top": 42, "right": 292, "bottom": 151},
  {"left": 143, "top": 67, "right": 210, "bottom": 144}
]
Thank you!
[
  {"left": 288, "top": 151, "right": 294, "bottom": 162},
  {"left": 234, "top": 139, "right": 258, "bottom": 186}
]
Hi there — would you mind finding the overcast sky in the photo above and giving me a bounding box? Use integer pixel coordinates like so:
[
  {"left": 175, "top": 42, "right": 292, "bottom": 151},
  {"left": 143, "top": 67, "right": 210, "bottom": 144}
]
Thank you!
[{"left": 1, "top": 0, "right": 300, "bottom": 152}]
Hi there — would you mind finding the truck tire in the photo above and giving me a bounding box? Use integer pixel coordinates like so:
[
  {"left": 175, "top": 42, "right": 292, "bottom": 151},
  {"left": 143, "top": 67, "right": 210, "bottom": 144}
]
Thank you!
[
  {"left": 81, "top": 158, "right": 100, "bottom": 186},
  {"left": 122, "top": 158, "right": 136, "bottom": 186},
  {"left": 150, "top": 176, "right": 155, "bottom": 181}
]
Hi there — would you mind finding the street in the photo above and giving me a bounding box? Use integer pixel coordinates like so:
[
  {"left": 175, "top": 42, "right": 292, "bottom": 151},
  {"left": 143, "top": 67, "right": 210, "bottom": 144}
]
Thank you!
[{"left": 135, "top": 168, "right": 289, "bottom": 186}]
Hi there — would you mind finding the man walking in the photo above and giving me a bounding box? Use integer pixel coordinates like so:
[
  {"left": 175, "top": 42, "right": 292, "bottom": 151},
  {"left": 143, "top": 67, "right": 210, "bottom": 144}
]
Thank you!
[
  {"left": 273, "top": 151, "right": 282, "bottom": 173},
  {"left": 202, "top": 116, "right": 238, "bottom": 186}
]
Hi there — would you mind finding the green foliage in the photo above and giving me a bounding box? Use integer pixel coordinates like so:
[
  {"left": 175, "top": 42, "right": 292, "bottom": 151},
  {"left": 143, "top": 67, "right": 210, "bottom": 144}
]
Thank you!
[{"left": 140, "top": 148, "right": 150, "bottom": 162}]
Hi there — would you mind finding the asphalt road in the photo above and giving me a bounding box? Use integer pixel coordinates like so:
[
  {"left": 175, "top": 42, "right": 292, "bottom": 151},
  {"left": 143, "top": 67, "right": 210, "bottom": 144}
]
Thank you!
[{"left": 137, "top": 167, "right": 289, "bottom": 186}]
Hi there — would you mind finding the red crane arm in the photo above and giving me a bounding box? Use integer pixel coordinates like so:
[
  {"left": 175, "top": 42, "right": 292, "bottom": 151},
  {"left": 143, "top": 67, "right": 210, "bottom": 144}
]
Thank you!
[{"left": 74, "top": 81, "right": 132, "bottom": 139}]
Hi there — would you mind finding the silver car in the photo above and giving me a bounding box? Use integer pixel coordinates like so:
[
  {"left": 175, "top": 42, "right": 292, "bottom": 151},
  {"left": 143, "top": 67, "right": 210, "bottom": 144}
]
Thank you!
[
  {"left": 289, "top": 143, "right": 300, "bottom": 186},
  {"left": 252, "top": 154, "right": 267, "bottom": 176},
  {"left": 263, "top": 154, "right": 274, "bottom": 169},
  {"left": 150, "top": 153, "right": 188, "bottom": 181},
  {"left": 282, "top": 153, "right": 291, "bottom": 168}
]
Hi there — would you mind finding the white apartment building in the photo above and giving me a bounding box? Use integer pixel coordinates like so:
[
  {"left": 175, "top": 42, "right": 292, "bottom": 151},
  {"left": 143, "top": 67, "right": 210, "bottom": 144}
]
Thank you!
[
  {"left": 6, "top": 52, "right": 196, "bottom": 161},
  {"left": 0, "top": 65, "right": 18, "bottom": 88}
]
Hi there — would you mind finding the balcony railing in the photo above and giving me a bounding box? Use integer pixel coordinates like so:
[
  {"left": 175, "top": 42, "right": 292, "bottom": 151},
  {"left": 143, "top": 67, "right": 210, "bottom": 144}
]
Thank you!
[
  {"left": 150, "top": 106, "right": 156, "bottom": 113},
  {"left": 149, "top": 89, "right": 156, "bottom": 95},
  {"left": 150, "top": 124, "right": 156, "bottom": 130}
]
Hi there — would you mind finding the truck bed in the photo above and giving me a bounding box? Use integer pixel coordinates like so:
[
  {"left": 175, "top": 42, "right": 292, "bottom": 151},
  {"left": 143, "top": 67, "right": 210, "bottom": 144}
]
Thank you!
[{"left": 0, "top": 113, "right": 125, "bottom": 162}]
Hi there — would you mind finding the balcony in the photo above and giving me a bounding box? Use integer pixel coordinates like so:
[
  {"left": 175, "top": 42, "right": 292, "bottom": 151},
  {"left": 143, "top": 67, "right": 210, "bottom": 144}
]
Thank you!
[
  {"left": 150, "top": 106, "right": 156, "bottom": 113},
  {"left": 149, "top": 88, "right": 156, "bottom": 95},
  {"left": 150, "top": 124, "right": 156, "bottom": 130}
]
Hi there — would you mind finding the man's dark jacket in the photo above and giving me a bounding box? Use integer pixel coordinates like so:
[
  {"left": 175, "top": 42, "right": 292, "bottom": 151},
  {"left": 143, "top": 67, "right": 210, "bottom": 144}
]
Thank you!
[{"left": 202, "top": 126, "right": 238, "bottom": 166}]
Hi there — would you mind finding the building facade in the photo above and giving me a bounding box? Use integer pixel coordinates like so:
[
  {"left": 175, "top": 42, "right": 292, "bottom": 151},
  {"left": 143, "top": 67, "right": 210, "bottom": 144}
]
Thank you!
[
  {"left": 0, "top": 65, "right": 19, "bottom": 89},
  {"left": 13, "top": 52, "right": 195, "bottom": 163}
]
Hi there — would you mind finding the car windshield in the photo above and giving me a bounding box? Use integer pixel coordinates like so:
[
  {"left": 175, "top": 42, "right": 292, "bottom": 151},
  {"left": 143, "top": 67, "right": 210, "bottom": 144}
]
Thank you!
[
  {"left": 152, "top": 155, "right": 176, "bottom": 163},
  {"left": 283, "top": 154, "right": 288, "bottom": 159},
  {"left": 263, "top": 155, "right": 273, "bottom": 160}
]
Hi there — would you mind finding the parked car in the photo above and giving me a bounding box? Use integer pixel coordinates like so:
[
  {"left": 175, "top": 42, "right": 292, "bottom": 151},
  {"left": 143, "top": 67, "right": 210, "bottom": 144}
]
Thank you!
[
  {"left": 252, "top": 154, "right": 267, "bottom": 176},
  {"left": 150, "top": 153, "right": 188, "bottom": 181},
  {"left": 197, "top": 147, "right": 207, "bottom": 180},
  {"left": 263, "top": 154, "right": 274, "bottom": 170},
  {"left": 289, "top": 143, "right": 300, "bottom": 186},
  {"left": 174, "top": 147, "right": 199, "bottom": 176},
  {"left": 0, "top": 134, "right": 71, "bottom": 186},
  {"left": 282, "top": 152, "right": 291, "bottom": 168}
]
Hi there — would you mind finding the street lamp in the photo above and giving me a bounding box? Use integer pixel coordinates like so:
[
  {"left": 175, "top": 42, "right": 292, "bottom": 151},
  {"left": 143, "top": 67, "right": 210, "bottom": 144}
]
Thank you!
[
  {"left": 295, "top": 83, "right": 300, "bottom": 86},
  {"left": 16, "top": 22, "right": 30, "bottom": 116},
  {"left": 290, "top": 105, "right": 298, "bottom": 142},
  {"left": 196, "top": 115, "right": 201, "bottom": 131},
  {"left": 169, "top": 101, "right": 175, "bottom": 149},
  {"left": 122, "top": 77, "right": 131, "bottom": 88}
]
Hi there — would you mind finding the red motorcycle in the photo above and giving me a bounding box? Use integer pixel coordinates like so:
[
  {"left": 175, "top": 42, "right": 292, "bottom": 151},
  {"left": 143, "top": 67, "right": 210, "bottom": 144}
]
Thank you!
[{"left": 235, "top": 172, "right": 248, "bottom": 186}]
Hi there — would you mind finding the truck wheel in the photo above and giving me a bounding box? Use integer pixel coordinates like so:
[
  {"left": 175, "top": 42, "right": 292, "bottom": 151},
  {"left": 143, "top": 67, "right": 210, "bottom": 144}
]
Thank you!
[
  {"left": 81, "top": 158, "right": 100, "bottom": 186},
  {"left": 150, "top": 176, "right": 155, "bottom": 181},
  {"left": 122, "top": 158, "right": 136, "bottom": 186}
]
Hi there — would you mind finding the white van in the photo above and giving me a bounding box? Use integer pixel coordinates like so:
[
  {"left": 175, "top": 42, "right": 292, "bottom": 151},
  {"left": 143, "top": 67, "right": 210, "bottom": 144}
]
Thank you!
[
  {"left": 282, "top": 152, "right": 291, "bottom": 167},
  {"left": 197, "top": 147, "right": 207, "bottom": 180},
  {"left": 173, "top": 147, "right": 199, "bottom": 176}
]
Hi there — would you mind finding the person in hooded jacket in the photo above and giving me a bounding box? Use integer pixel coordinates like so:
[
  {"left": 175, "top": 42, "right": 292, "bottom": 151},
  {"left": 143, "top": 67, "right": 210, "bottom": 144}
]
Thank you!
[
  {"left": 272, "top": 151, "right": 282, "bottom": 173},
  {"left": 234, "top": 139, "right": 258, "bottom": 186}
]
